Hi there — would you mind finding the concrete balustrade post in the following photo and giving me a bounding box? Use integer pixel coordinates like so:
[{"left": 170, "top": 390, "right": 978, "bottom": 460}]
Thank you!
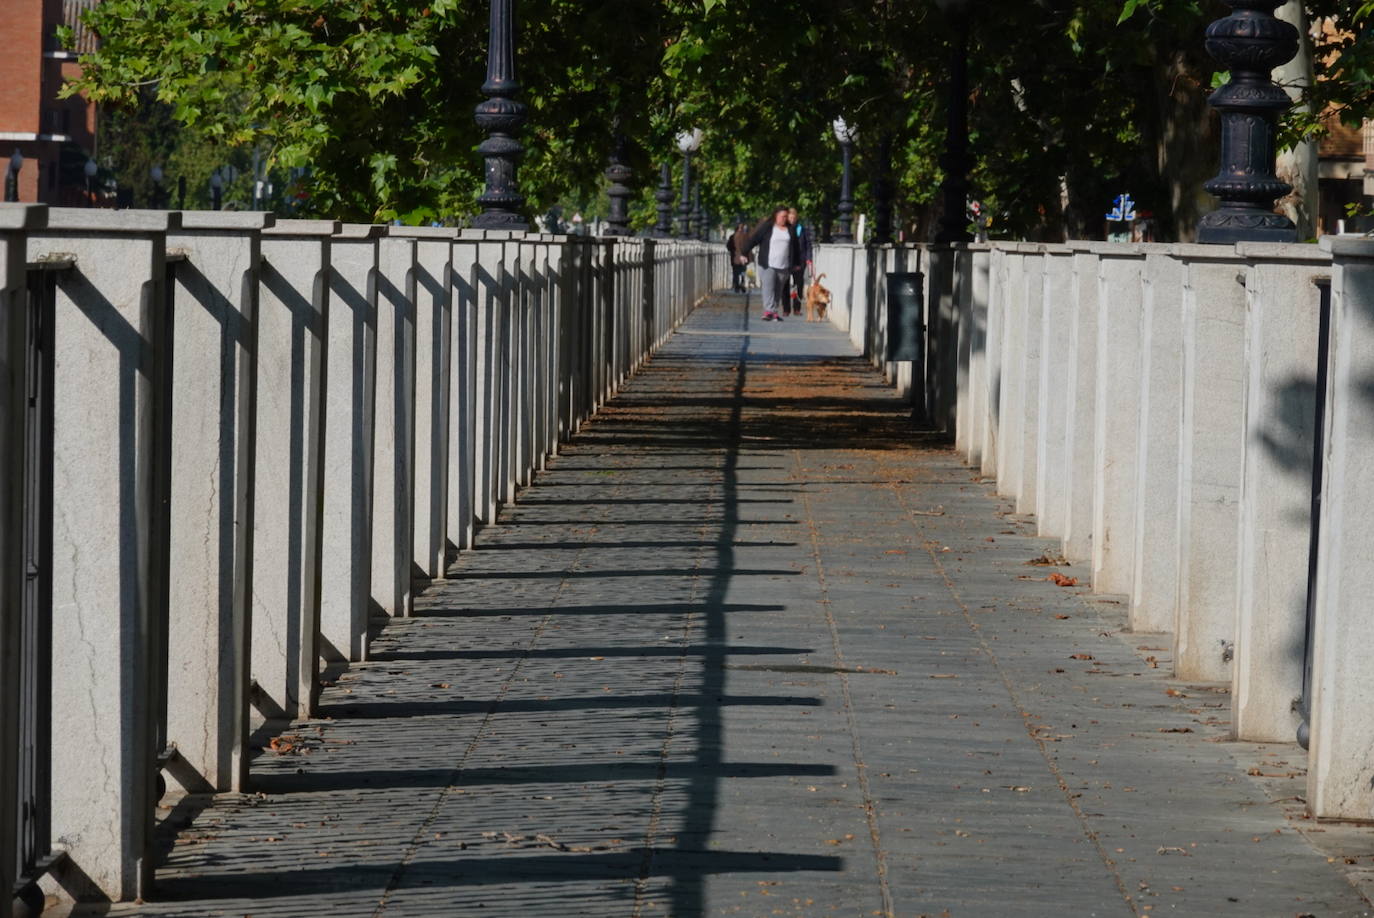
[
  {"left": 164, "top": 212, "right": 273, "bottom": 797},
  {"left": 926, "top": 243, "right": 957, "bottom": 432},
  {"left": 251, "top": 219, "right": 338, "bottom": 724},
  {"left": 1129, "top": 250, "right": 1186, "bottom": 634},
  {"left": 370, "top": 233, "right": 417, "bottom": 617},
  {"left": 30, "top": 208, "right": 179, "bottom": 901},
  {"left": 0, "top": 203, "right": 45, "bottom": 918},
  {"left": 1232, "top": 244, "right": 1329, "bottom": 741},
  {"left": 955, "top": 246, "right": 983, "bottom": 461},
  {"left": 980, "top": 248, "right": 1005, "bottom": 479},
  {"left": 387, "top": 227, "right": 454, "bottom": 583},
  {"left": 319, "top": 225, "right": 381, "bottom": 667},
  {"left": 1061, "top": 246, "right": 1102, "bottom": 562},
  {"left": 472, "top": 234, "right": 504, "bottom": 527},
  {"left": 448, "top": 235, "right": 481, "bottom": 552},
  {"left": 995, "top": 248, "right": 1026, "bottom": 498},
  {"left": 1015, "top": 245, "right": 1045, "bottom": 514},
  {"left": 1307, "top": 236, "right": 1374, "bottom": 820},
  {"left": 1091, "top": 250, "right": 1146, "bottom": 595},
  {"left": 1172, "top": 246, "right": 1249, "bottom": 682},
  {"left": 1035, "top": 246, "right": 1073, "bottom": 537}
]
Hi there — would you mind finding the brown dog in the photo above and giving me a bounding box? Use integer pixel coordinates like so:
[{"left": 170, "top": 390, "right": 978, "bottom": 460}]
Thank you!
[{"left": 804, "top": 273, "right": 832, "bottom": 322}]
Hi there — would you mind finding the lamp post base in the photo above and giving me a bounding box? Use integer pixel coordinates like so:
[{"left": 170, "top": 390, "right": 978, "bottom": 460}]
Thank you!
[{"left": 1196, "top": 210, "right": 1297, "bottom": 245}]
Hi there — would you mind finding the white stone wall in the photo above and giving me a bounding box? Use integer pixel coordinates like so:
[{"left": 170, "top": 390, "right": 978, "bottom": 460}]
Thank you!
[{"left": 819, "top": 234, "right": 1374, "bottom": 821}]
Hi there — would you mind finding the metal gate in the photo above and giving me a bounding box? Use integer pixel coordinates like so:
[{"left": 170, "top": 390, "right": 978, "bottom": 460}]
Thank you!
[
  {"left": 13, "top": 265, "right": 58, "bottom": 910},
  {"left": 1297, "top": 277, "right": 1332, "bottom": 750}
]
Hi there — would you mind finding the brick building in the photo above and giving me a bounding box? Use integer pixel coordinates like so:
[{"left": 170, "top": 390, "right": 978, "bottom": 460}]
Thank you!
[{"left": 0, "top": 0, "right": 99, "bottom": 205}]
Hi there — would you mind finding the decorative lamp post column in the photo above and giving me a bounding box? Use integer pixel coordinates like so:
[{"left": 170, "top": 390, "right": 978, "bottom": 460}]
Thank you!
[
  {"left": 210, "top": 171, "right": 223, "bottom": 211},
  {"left": 473, "top": 0, "right": 530, "bottom": 230},
  {"left": 83, "top": 158, "right": 97, "bottom": 207},
  {"left": 149, "top": 164, "right": 164, "bottom": 209},
  {"left": 934, "top": 0, "right": 973, "bottom": 244},
  {"left": 603, "top": 135, "right": 633, "bottom": 236},
  {"left": 5, "top": 151, "right": 22, "bottom": 203},
  {"left": 1196, "top": 1, "right": 1298, "bottom": 244},
  {"left": 833, "top": 118, "right": 857, "bottom": 243},
  {"left": 653, "top": 162, "right": 675, "bottom": 237},
  {"left": 676, "top": 128, "right": 702, "bottom": 238}
]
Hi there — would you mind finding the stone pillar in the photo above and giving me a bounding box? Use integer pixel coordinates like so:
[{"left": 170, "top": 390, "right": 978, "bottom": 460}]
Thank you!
[
  {"left": 0, "top": 203, "right": 45, "bottom": 917},
  {"left": 1016, "top": 246, "right": 1045, "bottom": 515},
  {"left": 472, "top": 235, "right": 505, "bottom": 526},
  {"left": 1129, "top": 250, "right": 1186, "bottom": 633},
  {"left": 1173, "top": 246, "right": 1248, "bottom": 682},
  {"left": 371, "top": 233, "right": 417, "bottom": 618},
  {"left": 980, "top": 247, "right": 1005, "bottom": 479},
  {"left": 1307, "top": 236, "right": 1374, "bottom": 819},
  {"left": 319, "top": 225, "right": 380, "bottom": 667},
  {"left": 251, "top": 219, "right": 337, "bottom": 724},
  {"left": 31, "top": 208, "right": 179, "bottom": 901},
  {"left": 1231, "top": 244, "right": 1328, "bottom": 741},
  {"left": 165, "top": 212, "right": 273, "bottom": 796},
  {"left": 1061, "top": 246, "right": 1102, "bottom": 562},
  {"left": 1035, "top": 246, "right": 1073, "bottom": 537},
  {"left": 448, "top": 236, "right": 481, "bottom": 552},
  {"left": 995, "top": 248, "right": 1026, "bottom": 498},
  {"left": 1092, "top": 250, "right": 1146, "bottom": 595},
  {"left": 956, "top": 246, "right": 986, "bottom": 464},
  {"left": 390, "top": 227, "right": 455, "bottom": 580}
]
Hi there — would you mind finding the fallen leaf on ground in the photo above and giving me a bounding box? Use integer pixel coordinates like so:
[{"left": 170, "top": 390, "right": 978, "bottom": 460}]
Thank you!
[{"left": 1048, "top": 572, "right": 1078, "bottom": 587}]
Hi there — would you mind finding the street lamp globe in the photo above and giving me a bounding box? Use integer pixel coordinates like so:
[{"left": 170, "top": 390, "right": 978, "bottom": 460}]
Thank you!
[
  {"left": 676, "top": 128, "right": 703, "bottom": 153},
  {"left": 209, "top": 171, "right": 222, "bottom": 189},
  {"left": 8, "top": 150, "right": 22, "bottom": 172},
  {"left": 832, "top": 117, "right": 857, "bottom": 145},
  {"left": 150, "top": 165, "right": 164, "bottom": 184},
  {"left": 83, "top": 159, "right": 97, "bottom": 178}
]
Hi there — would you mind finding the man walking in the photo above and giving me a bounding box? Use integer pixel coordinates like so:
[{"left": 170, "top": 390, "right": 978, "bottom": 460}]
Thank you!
[{"left": 744, "top": 207, "right": 801, "bottom": 322}]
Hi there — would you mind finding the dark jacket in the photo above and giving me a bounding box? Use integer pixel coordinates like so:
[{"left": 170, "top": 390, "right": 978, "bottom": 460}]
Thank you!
[
  {"left": 745, "top": 219, "right": 802, "bottom": 271},
  {"left": 793, "top": 222, "right": 813, "bottom": 266}
]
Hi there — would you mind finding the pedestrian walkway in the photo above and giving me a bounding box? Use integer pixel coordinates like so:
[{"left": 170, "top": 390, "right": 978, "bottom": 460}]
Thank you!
[{"left": 110, "top": 293, "right": 1370, "bottom": 918}]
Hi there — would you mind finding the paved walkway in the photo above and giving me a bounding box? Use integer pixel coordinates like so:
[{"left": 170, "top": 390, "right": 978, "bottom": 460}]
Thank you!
[{"left": 115, "top": 293, "right": 1371, "bottom": 917}]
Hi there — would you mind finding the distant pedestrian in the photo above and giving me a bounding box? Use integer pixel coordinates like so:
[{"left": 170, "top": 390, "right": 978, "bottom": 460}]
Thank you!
[
  {"left": 744, "top": 207, "right": 801, "bottom": 322},
  {"left": 726, "top": 222, "right": 750, "bottom": 293},
  {"left": 786, "top": 207, "right": 813, "bottom": 317}
]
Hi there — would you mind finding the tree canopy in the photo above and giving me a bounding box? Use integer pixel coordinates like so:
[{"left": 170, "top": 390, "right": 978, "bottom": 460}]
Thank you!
[{"left": 64, "top": 0, "right": 1374, "bottom": 239}]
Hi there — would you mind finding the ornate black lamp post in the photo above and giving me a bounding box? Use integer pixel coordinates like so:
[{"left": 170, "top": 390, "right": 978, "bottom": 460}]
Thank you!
[
  {"left": 603, "top": 136, "right": 633, "bottom": 236},
  {"left": 676, "top": 128, "right": 702, "bottom": 239},
  {"left": 832, "top": 118, "right": 857, "bottom": 243},
  {"left": 934, "top": 0, "right": 973, "bottom": 244},
  {"left": 5, "top": 150, "right": 22, "bottom": 203},
  {"left": 652, "top": 163, "right": 675, "bottom": 238},
  {"left": 1196, "top": 1, "right": 1298, "bottom": 244},
  {"left": 473, "top": 0, "right": 529, "bottom": 230}
]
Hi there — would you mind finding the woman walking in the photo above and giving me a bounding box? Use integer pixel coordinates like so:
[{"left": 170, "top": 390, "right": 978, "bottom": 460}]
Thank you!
[{"left": 744, "top": 207, "right": 801, "bottom": 322}]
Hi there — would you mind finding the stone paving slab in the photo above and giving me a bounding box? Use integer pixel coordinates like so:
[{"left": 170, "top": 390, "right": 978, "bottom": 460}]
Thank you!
[{"left": 101, "top": 293, "right": 1374, "bottom": 918}]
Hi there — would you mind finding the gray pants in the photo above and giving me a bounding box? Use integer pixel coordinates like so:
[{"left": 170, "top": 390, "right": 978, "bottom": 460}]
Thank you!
[{"left": 760, "top": 265, "right": 789, "bottom": 314}]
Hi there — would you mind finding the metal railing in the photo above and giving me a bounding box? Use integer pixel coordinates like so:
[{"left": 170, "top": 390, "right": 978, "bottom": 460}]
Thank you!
[{"left": 0, "top": 208, "right": 727, "bottom": 909}]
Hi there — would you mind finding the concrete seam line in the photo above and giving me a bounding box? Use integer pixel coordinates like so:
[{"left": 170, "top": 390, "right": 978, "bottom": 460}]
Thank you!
[
  {"left": 796, "top": 448, "right": 896, "bottom": 918},
  {"left": 908, "top": 491, "right": 1141, "bottom": 918}
]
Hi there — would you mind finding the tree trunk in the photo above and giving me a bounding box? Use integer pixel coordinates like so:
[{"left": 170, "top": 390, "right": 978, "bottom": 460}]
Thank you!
[{"left": 1274, "top": 0, "right": 1318, "bottom": 239}]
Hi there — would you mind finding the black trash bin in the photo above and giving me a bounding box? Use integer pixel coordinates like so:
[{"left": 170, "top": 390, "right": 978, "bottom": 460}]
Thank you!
[{"left": 885, "top": 271, "right": 924, "bottom": 364}]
